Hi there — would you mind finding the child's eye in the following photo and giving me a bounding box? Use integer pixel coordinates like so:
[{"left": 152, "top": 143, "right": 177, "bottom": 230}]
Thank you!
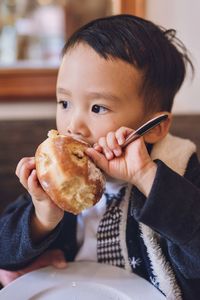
[
  {"left": 58, "top": 100, "right": 70, "bottom": 110},
  {"left": 91, "top": 104, "right": 108, "bottom": 114}
]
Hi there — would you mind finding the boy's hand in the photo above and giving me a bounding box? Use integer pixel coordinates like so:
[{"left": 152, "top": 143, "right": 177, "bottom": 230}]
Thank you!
[
  {"left": 16, "top": 157, "right": 64, "bottom": 235},
  {"left": 0, "top": 249, "right": 67, "bottom": 286},
  {"left": 86, "top": 127, "right": 157, "bottom": 196}
]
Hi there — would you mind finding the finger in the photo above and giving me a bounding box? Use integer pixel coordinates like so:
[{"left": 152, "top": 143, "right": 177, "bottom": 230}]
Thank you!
[
  {"left": 51, "top": 250, "right": 67, "bottom": 269},
  {"left": 0, "top": 269, "right": 21, "bottom": 286},
  {"left": 86, "top": 148, "right": 109, "bottom": 173},
  {"left": 15, "top": 157, "right": 35, "bottom": 177},
  {"left": 93, "top": 143, "right": 103, "bottom": 152},
  {"left": 98, "top": 137, "right": 114, "bottom": 160},
  {"left": 115, "top": 127, "right": 133, "bottom": 145},
  {"left": 23, "top": 250, "right": 67, "bottom": 272},
  {"left": 15, "top": 157, "right": 28, "bottom": 177},
  {"left": 106, "top": 132, "right": 122, "bottom": 157},
  {"left": 18, "top": 159, "right": 35, "bottom": 190},
  {"left": 27, "top": 170, "right": 46, "bottom": 200}
]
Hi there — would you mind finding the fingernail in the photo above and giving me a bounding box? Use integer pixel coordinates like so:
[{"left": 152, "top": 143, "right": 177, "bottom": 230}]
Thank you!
[
  {"left": 85, "top": 148, "right": 91, "bottom": 153},
  {"left": 118, "top": 138, "right": 124, "bottom": 145},
  {"left": 93, "top": 143, "right": 98, "bottom": 148},
  {"left": 56, "top": 261, "right": 67, "bottom": 268},
  {"left": 93, "top": 144, "right": 102, "bottom": 152},
  {"left": 105, "top": 149, "right": 113, "bottom": 160},
  {"left": 113, "top": 148, "right": 122, "bottom": 157}
]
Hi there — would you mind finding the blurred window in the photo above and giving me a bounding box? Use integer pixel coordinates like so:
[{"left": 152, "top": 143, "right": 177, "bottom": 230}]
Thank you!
[
  {"left": 0, "top": 0, "right": 145, "bottom": 101},
  {"left": 0, "top": 0, "right": 116, "bottom": 66}
]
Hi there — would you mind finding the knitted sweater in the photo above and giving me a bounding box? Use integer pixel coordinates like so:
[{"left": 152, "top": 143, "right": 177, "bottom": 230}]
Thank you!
[{"left": 0, "top": 134, "right": 200, "bottom": 300}]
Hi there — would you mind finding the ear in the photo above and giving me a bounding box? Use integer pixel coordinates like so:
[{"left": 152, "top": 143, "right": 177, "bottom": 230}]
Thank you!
[{"left": 143, "top": 112, "right": 172, "bottom": 144}]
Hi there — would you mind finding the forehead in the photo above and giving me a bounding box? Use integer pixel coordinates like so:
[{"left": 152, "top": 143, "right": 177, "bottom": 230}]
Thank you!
[{"left": 57, "top": 43, "right": 143, "bottom": 100}]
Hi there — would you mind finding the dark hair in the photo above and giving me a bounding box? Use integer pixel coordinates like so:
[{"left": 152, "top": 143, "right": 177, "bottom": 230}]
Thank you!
[{"left": 62, "top": 14, "right": 194, "bottom": 113}]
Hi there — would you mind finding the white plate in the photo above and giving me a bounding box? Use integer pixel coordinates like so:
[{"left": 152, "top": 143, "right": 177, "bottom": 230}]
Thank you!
[{"left": 0, "top": 262, "right": 165, "bottom": 300}]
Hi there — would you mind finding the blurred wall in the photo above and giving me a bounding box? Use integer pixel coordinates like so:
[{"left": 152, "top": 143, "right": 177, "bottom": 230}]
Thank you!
[
  {"left": 0, "top": 102, "right": 56, "bottom": 120},
  {"left": 146, "top": 0, "right": 200, "bottom": 114}
]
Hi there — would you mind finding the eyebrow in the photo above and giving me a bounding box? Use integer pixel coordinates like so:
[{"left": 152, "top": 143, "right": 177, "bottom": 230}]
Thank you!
[
  {"left": 57, "top": 88, "right": 71, "bottom": 96},
  {"left": 57, "top": 87, "right": 121, "bottom": 102}
]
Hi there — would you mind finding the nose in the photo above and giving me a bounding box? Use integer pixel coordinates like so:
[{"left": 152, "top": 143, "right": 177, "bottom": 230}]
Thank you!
[{"left": 67, "top": 112, "right": 90, "bottom": 138}]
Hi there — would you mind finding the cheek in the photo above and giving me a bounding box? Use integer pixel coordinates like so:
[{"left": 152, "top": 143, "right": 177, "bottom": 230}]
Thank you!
[
  {"left": 91, "top": 118, "right": 121, "bottom": 140},
  {"left": 117, "top": 110, "right": 145, "bottom": 130},
  {"left": 56, "top": 110, "right": 68, "bottom": 134}
]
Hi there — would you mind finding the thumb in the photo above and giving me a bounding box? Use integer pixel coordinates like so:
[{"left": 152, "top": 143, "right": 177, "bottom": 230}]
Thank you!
[
  {"left": 0, "top": 269, "right": 21, "bottom": 286},
  {"left": 51, "top": 250, "right": 67, "bottom": 269},
  {"left": 86, "top": 148, "right": 109, "bottom": 173}
]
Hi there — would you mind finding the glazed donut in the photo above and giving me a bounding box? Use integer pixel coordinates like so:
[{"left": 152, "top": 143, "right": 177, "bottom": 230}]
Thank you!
[{"left": 35, "top": 130, "right": 105, "bottom": 214}]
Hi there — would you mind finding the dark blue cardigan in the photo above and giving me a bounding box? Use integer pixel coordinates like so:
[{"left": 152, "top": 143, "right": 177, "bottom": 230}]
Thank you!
[{"left": 1, "top": 153, "right": 200, "bottom": 300}]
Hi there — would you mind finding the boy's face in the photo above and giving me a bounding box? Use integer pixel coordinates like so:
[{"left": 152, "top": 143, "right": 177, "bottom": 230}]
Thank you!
[{"left": 56, "top": 43, "right": 146, "bottom": 145}]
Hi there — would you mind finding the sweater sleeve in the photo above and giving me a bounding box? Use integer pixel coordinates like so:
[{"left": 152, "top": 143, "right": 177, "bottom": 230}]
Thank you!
[
  {"left": 133, "top": 153, "right": 200, "bottom": 278},
  {"left": 0, "top": 193, "right": 64, "bottom": 270}
]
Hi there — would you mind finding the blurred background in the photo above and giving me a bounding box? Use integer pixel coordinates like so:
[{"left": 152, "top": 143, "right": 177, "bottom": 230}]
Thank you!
[
  {"left": 0, "top": 0, "right": 200, "bottom": 210},
  {"left": 0, "top": 0, "right": 199, "bottom": 118}
]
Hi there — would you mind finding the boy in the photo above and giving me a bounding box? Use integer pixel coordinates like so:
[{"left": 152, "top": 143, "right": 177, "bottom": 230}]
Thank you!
[{"left": 0, "top": 15, "right": 200, "bottom": 299}]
